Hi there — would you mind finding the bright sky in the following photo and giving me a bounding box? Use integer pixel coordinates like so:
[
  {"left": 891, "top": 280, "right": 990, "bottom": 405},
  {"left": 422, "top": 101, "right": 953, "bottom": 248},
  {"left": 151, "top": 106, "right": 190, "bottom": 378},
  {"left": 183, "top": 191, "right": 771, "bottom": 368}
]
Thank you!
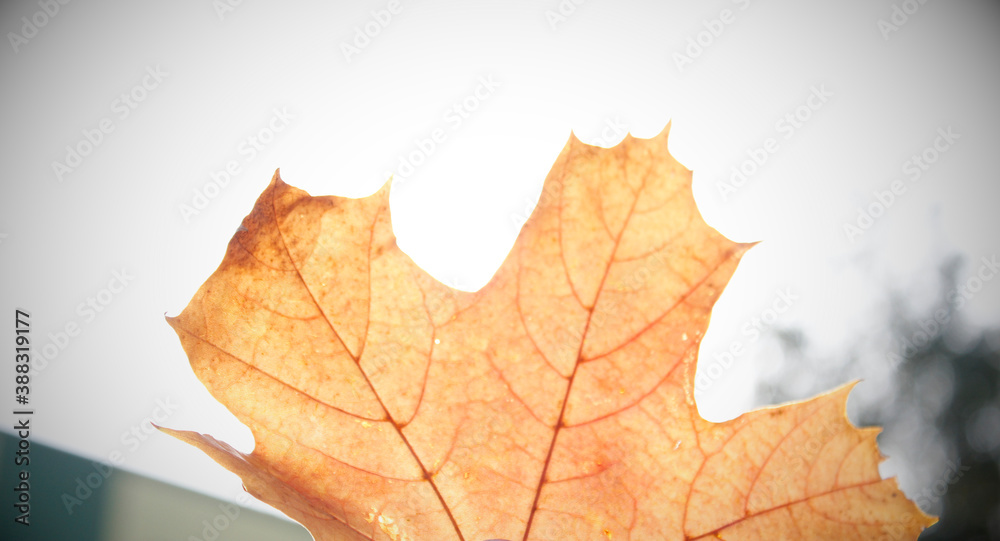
[{"left": 2, "top": 0, "right": 998, "bottom": 520}]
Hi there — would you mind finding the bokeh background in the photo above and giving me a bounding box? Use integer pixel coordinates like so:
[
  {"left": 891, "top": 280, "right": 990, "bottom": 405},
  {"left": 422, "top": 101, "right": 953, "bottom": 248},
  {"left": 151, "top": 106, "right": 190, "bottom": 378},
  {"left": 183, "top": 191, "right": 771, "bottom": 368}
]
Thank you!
[{"left": 1, "top": 0, "right": 998, "bottom": 539}]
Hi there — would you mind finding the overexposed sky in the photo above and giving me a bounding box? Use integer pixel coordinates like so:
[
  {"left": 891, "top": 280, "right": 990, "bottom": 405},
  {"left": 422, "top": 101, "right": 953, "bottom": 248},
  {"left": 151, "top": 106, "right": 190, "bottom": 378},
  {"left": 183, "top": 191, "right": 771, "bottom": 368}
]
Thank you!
[{"left": 2, "top": 0, "right": 998, "bottom": 521}]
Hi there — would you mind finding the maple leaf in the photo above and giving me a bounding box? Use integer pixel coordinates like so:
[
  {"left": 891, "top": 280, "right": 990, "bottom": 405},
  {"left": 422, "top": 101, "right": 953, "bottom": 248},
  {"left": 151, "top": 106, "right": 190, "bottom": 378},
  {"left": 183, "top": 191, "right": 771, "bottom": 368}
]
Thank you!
[{"left": 162, "top": 125, "right": 935, "bottom": 540}]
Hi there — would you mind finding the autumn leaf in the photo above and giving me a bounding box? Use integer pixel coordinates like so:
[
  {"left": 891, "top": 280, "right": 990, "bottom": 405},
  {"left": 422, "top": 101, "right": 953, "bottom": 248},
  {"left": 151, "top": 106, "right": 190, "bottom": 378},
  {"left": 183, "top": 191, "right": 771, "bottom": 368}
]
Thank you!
[{"left": 162, "top": 125, "right": 935, "bottom": 540}]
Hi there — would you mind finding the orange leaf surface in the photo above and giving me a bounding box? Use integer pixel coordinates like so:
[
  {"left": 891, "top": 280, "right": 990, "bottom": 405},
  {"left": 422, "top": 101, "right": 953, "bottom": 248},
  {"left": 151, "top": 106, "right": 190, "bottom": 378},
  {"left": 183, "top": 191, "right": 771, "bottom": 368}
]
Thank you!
[{"left": 162, "top": 125, "right": 935, "bottom": 540}]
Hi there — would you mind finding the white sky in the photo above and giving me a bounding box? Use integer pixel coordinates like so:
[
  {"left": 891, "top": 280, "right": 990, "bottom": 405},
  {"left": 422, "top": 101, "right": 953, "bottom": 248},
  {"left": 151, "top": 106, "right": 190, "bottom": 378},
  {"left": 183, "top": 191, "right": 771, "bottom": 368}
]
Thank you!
[{"left": 2, "top": 0, "right": 998, "bottom": 521}]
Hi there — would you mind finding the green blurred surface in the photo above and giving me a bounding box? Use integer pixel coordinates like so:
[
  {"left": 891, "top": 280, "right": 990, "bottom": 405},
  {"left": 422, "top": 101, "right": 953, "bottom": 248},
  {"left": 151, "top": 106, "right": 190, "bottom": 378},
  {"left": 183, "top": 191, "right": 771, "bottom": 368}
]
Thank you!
[{"left": 0, "top": 431, "right": 311, "bottom": 541}]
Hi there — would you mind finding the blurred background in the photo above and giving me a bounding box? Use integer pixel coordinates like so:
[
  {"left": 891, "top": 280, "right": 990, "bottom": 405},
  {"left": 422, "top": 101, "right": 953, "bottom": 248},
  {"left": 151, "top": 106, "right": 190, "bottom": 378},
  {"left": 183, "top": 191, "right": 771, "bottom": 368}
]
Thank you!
[{"left": 1, "top": 0, "right": 998, "bottom": 539}]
